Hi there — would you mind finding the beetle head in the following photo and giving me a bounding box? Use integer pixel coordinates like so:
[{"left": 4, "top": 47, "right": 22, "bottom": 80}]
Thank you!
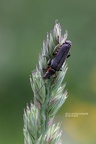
[{"left": 65, "top": 40, "right": 72, "bottom": 47}]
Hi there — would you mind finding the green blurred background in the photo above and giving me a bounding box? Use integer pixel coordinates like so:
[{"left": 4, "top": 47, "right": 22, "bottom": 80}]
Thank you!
[{"left": 0, "top": 0, "right": 96, "bottom": 144}]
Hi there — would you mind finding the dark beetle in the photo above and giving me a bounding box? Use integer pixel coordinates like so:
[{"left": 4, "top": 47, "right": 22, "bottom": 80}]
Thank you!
[{"left": 43, "top": 40, "right": 72, "bottom": 79}]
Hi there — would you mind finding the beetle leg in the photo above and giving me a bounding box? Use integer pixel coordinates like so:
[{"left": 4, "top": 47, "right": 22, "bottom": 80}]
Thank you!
[
  {"left": 43, "top": 67, "right": 47, "bottom": 71},
  {"left": 53, "top": 44, "right": 60, "bottom": 55},
  {"left": 42, "top": 59, "right": 51, "bottom": 72},
  {"left": 59, "top": 68, "right": 62, "bottom": 71},
  {"left": 67, "top": 51, "right": 71, "bottom": 58}
]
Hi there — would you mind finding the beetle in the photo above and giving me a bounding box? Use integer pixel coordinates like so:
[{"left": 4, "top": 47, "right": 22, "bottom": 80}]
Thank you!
[{"left": 43, "top": 40, "right": 72, "bottom": 79}]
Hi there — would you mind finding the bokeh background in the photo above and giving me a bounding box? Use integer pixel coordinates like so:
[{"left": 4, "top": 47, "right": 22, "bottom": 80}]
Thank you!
[{"left": 0, "top": 0, "right": 96, "bottom": 144}]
